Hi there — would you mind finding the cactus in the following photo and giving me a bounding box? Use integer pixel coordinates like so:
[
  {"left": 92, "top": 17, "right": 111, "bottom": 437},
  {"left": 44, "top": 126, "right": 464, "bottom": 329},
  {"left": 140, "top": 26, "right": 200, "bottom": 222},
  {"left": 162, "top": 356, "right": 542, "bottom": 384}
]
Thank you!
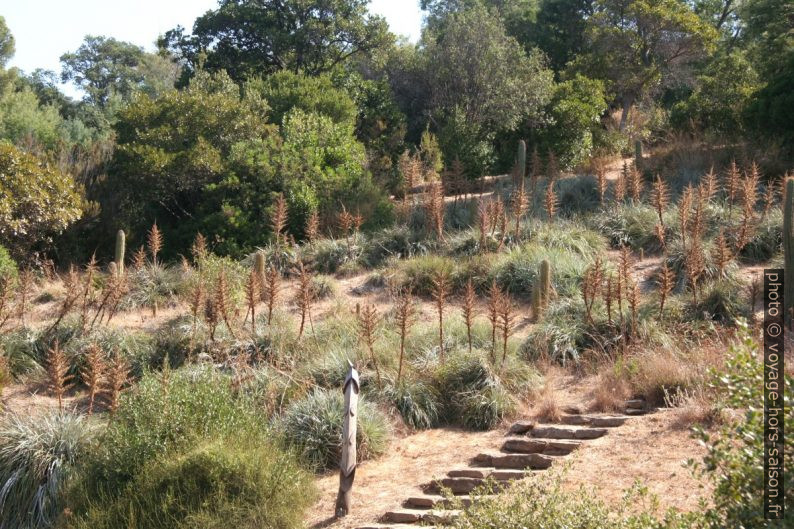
[
  {"left": 115, "top": 230, "right": 125, "bottom": 275},
  {"left": 532, "top": 259, "right": 552, "bottom": 319},
  {"left": 784, "top": 178, "right": 794, "bottom": 326},
  {"left": 634, "top": 140, "right": 643, "bottom": 169},
  {"left": 254, "top": 250, "right": 266, "bottom": 282},
  {"left": 516, "top": 140, "right": 526, "bottom": 186}
]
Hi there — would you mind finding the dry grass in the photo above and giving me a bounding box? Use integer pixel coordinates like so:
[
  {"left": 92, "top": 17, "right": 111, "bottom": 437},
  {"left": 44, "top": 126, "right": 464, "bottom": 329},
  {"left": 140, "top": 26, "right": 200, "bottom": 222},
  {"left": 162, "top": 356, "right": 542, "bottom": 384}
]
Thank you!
[
  {"left": 589, "top": 370, "right": 632, "bottom": 413},
  {"left": 533, "top": 381, "right": 563, "bottom": 423}
]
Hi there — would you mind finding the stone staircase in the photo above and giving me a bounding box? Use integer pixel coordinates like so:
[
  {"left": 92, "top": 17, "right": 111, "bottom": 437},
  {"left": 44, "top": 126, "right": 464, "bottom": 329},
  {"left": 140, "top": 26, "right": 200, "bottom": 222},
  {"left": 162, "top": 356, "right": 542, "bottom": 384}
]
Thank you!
[{"left": 356, "top": 399, "right": 651, "bottom": 529}]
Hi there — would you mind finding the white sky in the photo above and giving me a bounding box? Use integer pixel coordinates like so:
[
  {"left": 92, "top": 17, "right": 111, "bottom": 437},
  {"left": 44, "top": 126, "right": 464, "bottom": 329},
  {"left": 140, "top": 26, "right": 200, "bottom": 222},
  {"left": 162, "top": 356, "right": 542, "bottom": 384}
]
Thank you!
[{"left": 2, "top": 0, "right": 423, "bottom": 98}]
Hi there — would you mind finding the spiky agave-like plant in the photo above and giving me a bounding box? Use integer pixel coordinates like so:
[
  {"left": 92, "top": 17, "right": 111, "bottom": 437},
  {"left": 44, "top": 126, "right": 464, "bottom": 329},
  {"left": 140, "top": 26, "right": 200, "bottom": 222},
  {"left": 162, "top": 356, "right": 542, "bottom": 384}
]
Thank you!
[
  {"left": 357, "top": 303, "right": 382, "bottom": 387},
  {"left": 462, "top": 278, "right": 477, "bottom": 354},
  {"left": 432, "top": 269, "right": 451, "bottom": 361},
  {"left": 46, "top": 340, "right": 73, "bottom": 412},
  {"left": 394, "top": 289, "right": 415, "bottom": 383},
  {"left": 81, "top": 343, "right": 106, "bottom": 415}
]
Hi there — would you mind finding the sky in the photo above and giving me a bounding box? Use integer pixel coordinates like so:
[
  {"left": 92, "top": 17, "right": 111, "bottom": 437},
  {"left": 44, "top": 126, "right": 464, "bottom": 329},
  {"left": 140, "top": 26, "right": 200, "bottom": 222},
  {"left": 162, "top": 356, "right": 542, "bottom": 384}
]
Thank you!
[{"left": 2, "top": 0, "right": 424, "bottom": 98}]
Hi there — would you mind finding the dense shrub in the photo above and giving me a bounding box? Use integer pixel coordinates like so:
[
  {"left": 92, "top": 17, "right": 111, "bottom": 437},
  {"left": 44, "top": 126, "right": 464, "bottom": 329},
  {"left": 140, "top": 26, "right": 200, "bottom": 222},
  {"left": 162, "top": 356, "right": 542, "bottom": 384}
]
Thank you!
[
  {"left": 434, "top": 354, "right": 517, "bottom": 430},
  {"left": 492, "top": 244, "right": 591, "bottom": 298},
  {"left": 279, "top": 388, "right": 390, "bottom": 471},
  {"left": 0, "top": 412, "right": 94, "bottom": 529},
  {"left": 0, "top": 143, "right": 83, "bottom": 259},
  {"left": 452, "top": 472, "right": 701, "bottom": 529},
  {"left": 67, "top": 437, "right": 313, "bottom": 529},
  {"left": 74, "top": 366, "right": 261, "bottom": 497},
  {"left": 595, "top": 204, "right": 663, "bottom": 253},
  {"left": 0, "top": 243, "right": 16, "bottom": 280},
  {"left": 692, "top": 324, "right": 793, "bottom": 527},
  {"left": 382, "top": 379, "right": 442, "bottom": 430},
  {"left": 690, "top": 280, "right": 749, "bottom": 324},
  {"left": 738, "top": 208, "right": 782, "bottom": 263}
]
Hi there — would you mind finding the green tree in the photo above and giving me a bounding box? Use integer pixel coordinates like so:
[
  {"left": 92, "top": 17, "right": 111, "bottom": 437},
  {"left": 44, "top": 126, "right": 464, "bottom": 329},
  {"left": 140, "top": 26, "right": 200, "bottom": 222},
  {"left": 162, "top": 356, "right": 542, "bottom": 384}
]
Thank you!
[
  {"left": 574, "top": 0, "right": 718, "bottom": 130},
  {"left": 671, "top": 50, "right": 759, "bottom": 137},
  {"left": 539, "top": 74, "right": 607, "bottom": 169},
  {"left": 248, "top": 70, "right": 357, "bottom": 126},
  {"left": 105, "top": 70, "right": 276, "bottom": 255},
  {"left": 0, "top": 143, "right": 83, "bottom": 259},
  {"left": 744, "top": 53, "right": 794, "bottom": 149},
  {"left": 423, "top": 6, "right": 553, "bottom": 174},
  {"left": 0, "top": 16, "right": 14, "bottom": 68},
  {"left": 162, "top": 0, "right": 391, "bottom": 82},
  {"left": 60, "top": 36, "right": 179, "bottom": 109}
]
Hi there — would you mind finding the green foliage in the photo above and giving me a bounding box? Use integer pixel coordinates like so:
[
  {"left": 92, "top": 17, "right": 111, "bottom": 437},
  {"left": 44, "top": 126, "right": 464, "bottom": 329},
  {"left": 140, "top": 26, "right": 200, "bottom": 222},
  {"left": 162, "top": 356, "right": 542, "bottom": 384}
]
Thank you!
[
  {"left": 162, "top": 0, "right": 390, "bottom": 82},
  {"left": 493, "top": 242, "right": 592, "bottom": 298},
  {"left": 278, "top": 388, "right": 390, "bottom": 471},
  {"left": 0, "top": 143, "right": 83, "bottom": 258},
  {"left": 250, "top": 70, "right": 357, "bottom": 126},
  {"left": 424, "top": 6, "right": 554, "bottom": 175},
  {"left": 691, "top": 324, "right": 793, "bottom": 527},
  {"left": 67, "top": 437, "right": 313, "bottom": 529},
  {"left": 671, "top": 51, "right": 759, "bottom": 137},
  {"left": 0, "top": 412, "right": 95, "bottom": 529},
  {"left": 106, "top": 69, "right": 275, "bottom": 257},
  {"left": 60, "top": 35, "right": 178, "bottom": 109},
  {"left": 689, "top": 279, "right": 748, "bottom": 324},
  {"left": 0, "top": 243, "right": 16, "bottom": 280},
  {"left": 739, "top": 208, "right": 782, "bottom": 263},
  {"left": 539, "top": 75, "right": 607, "bottom": 169},
  {"left": 382, "top": 379, "right": 442, "bottom": 430},
  {"left": 596, "top": 203, "right": 663, "bottom": 252},
  {"left": 75, "top": 366, "right": 261, "bottom": 498},
  {"left": 452, "top": 471, "right": 702, "bottom": 529}
]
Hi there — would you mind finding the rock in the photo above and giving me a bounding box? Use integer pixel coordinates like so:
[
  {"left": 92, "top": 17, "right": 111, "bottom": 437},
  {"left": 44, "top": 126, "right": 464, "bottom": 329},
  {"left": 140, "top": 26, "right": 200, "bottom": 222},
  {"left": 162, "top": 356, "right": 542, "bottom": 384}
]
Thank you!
[
  {"left": 560, "top": 415, "right": 592, "bottom": 425},
  {"left": 543, "top": 439, "right": 583, "bottom": 455},
  {"left": 448, "top": 468, "right": 488, "bottom": 478},
  {"left": 489, "top": 452, "right": 554, "bottom": 470},
  {"left": 589, "top": 415, "right": 629, "bottom": 428},
  {"left": 471, "top": 453, "right": 493, "bottom": 466},
  {"left": 625, "top": 399, "right": 645, "bottom": 409},
  {"left": 382, "top": 510, "right": 423, "bottom": 523},
  {"left": 490, "top": 469, "right": 529, "bottom": 480},
  {"left": 502, "top": 437, "right": 548, "bottom": 453},
  {"left": 531, "top": 425, "right": 608, "bottom": 440},
  {"left": 507, "top": 420, "right": 535, "bottom": 435},
  {"left": 625, "top": 408, "right": 646, "bottom": 416},
  {"left": 563, "top": 404, "right": 584, "bottom": 415}
]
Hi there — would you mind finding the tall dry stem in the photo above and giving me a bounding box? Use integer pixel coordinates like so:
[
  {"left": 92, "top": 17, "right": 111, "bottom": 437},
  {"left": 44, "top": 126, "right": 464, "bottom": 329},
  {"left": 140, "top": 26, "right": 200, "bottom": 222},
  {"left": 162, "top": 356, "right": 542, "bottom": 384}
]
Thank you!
[
  {"left": 432, "top": 269, "right": 450, "bottom": 361},
  {"left": 46, "top": 340, "right": 73, "bottom": 411},
  {"left": 462, "top": 278, "right": 477, "bottom": 354},
  {"left": 394, "top": 289, "right": 415, "bottom": 383},
  {"left": 357, "top": 303, "right": 381, "bottom": 387},
  {"left": 81, "top": 343, "right": 106, "bottom": 415}
]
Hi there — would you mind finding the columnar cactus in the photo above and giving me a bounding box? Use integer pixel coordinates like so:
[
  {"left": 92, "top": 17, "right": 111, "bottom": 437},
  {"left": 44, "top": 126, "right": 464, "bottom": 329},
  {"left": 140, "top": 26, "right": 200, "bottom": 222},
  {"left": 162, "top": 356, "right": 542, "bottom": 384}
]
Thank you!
[
  {"left": 516, "top": 140, "right": 526, "bottom": 186},
  {"left": 254, "top": 250, "right": 266, "bottom": 284},
  {"left": 115, "top": 230, "right": 126, "bottom": 275},
  {"left": 784, "top": 178, "right": 793, "bottom": 326},
  {"left": 634, "top": 140, "right": 643, "bottom": 169},
  {"left": 532, "top": 259, "right": 552, "bottom": 319}
]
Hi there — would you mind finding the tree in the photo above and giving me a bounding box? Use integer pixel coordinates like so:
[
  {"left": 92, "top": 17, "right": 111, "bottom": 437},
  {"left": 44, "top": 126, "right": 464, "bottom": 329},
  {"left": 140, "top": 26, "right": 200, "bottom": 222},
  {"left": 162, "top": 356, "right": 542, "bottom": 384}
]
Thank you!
[
  {"left": 0, "top": 16, "right": 14, "bottom": 68},
  {"left": 105, "top": 70, "right": 276, "bottom": 255},
  {"left": 574, "top": 0, "right": 718, "bottom": 130},
  {"left": 423, "top": 6, "right": 553, "bottom": 174},
  {"left": 247, "top": 70, "right": 357, "bottom": 126},
  {"left": 0, "top": 143, "right": 83, "bottom": 259},
  {"left": 161, "top": 0, "right": 391, "bottom": 82},
  {"left": 539, "top": 74, "right": 607, "bottom": 169},
  {"left": 61, "top": 36, "right": 179, "bottom": 108},
  {"left": 671, "top": 50, "right": 759, "bottom": 137}
]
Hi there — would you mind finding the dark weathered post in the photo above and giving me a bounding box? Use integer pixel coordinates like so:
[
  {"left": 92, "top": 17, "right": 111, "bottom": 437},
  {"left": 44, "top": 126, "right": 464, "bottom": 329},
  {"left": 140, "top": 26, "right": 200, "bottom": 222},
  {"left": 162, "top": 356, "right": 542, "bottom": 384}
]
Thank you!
[{"left": 335, "top": 363, "right": 360, "bottom": 517}]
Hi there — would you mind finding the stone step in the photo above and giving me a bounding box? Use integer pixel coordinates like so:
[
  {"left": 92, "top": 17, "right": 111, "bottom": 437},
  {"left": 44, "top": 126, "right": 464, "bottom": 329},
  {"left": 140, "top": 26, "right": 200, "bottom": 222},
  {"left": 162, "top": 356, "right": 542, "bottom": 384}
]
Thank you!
[
  {"left": 560, "top": 414, "right": 629, "bottom": 428},
  {"left": 625, "top": 408, "right": 646, "bottom": 416},
  {"left": 356, "top": 523, "right": 424, "bottom": 529},
  {"left": 502, "top": 437, "right": 581, "bottom": 455},
  {"left": 404, "top": 493, "right": 498, "bottom": 510},
  {"left": 625, "top": 399, "right": 646, "bottom": 409},
  {"left": 446, "top": 467, "right": 530, "bottom": 480},
  {"left": 425, "top": 475, "right": 512, "bottom": 495},
  {"left": 530, "top": 425, "right": 608, "bottom": 440},
  {"left": 382, "top": 509, "right": 461, "bottom": 525},
  {"left": 507, "top": 420, "right": 535, "bottom": 435},
  {"left": 472, "top": 451, "right": 555, "bottom": 470}
]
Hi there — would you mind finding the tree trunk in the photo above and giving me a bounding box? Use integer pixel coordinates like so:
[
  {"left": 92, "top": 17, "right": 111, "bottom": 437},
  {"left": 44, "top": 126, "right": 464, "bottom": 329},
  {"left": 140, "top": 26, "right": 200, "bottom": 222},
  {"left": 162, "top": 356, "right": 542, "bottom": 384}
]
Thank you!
[{"left": 619, "top": 94, "right": 634, "bottom": 132}]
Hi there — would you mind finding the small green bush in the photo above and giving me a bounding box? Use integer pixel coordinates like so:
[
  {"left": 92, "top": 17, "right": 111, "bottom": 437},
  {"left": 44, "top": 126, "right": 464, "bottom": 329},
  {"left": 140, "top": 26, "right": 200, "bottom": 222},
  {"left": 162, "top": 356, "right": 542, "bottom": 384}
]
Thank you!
[
  {"left": 68, "top": 437, "right": 313, "bottom": 529},
  {"left": 434, "top": 354, "right": 516, "bottom": 430},
  {"left": 690, "top": 279, "right": 749, "bottom": 324},
  {"left": 382, "top": 379, "right": 442, "bottom": 430},
  {"left": 595, "top": 204, "right": 662, "bottom": 253},
  {"left": 0, "top": 412, "right": 94, "bottom": 529},
  {"left": 492, "top": 244, "right": 590, "bottom": 298},
  {"left": 279, "top": 388, "right": 390, "bottom": 471},
  {"left": 302, "top": 238, "right": 351, "bottom": 274},
  {"left": 396, "top": 255, "right": 456, "bottom": 297},
  {"left": 0, "top": 244, "right": 17, "bottom": 280},
  {"left": 75, "top": 366, "right": 261, "bottom": 498},
  {"left": 311, "top": 274, "right": 337, "bottom": 300}
]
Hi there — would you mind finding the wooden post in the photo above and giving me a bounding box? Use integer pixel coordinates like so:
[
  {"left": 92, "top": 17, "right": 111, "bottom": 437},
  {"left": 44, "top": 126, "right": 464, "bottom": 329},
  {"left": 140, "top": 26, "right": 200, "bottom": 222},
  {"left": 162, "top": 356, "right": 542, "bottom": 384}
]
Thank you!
[{"left": 335, "top": 363, "right": 359, "bottom": 517}]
